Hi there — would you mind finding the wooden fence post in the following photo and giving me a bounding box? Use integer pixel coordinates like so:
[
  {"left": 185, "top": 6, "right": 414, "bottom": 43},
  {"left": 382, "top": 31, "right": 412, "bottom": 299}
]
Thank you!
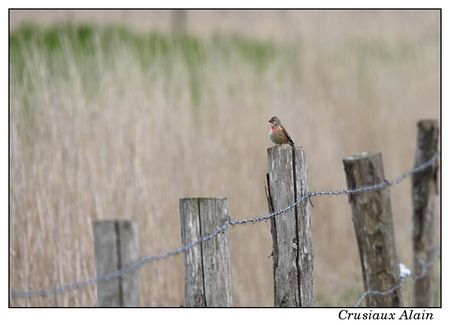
[
  {"left": 94, "top": 220, "right": 140, "bottom": 307},
  {"left": 266, "top": 145, "right": 314, "bottom": 307},
  {"left": 343, "top": 152, "right": 401, "bottom": 307},
  {"left": 179, "top": 198, "right": 233, "bottom": 307},
  {"left": 412, "top": 119, "right": 439, "bottom": 307}
]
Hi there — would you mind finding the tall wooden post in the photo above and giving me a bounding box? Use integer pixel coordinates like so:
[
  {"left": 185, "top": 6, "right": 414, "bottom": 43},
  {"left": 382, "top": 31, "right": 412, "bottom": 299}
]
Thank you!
[
  {"left": 94, "top": 220, "right": 140, "bottom": 307},
  {"left": 412, "top": 119, "right": 439, "bottom": 307},
  {"left": 343, "top": 152, "right": 401, "bottom": 307},
  {"left": 266, "top": 145, "right": 313, "bottom": 307},
  {"left": 179, "top": 198, "right": 233, "bottom": 307}
]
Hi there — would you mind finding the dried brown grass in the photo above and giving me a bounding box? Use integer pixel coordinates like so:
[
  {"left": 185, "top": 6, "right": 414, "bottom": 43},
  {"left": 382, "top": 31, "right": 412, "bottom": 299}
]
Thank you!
[{"left": 10, "top": 10, "right": 440, "bottom": 307}]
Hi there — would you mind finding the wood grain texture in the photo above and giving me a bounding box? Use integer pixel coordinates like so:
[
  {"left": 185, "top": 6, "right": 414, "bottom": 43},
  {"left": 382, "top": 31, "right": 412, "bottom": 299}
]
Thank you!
[
  {"left": 343, "top": 152, "right": 401, "bottom": 307},
  {"left": 116, "top": 220, "right": 140, "bottom": 307},
  {"left": 267, "top": 145, "right": 313, "bottom": 307},
  {"left": 179, "top": 198, "right": 233, "bottom": 307},
  {"left": 180, "top": 198, "right": 206, "bottom": 307},
  {"left": 294, "top": 147, "right": 314, "bottom": 306},
  {"left": 199, "top": 198, "right": 233, "bottom": 307},
  {"left": 412, "top": 119, "right": 439, "bottom": 307},
  {"left": 94, "top": 220, "right": 140, "bottom": 307}
]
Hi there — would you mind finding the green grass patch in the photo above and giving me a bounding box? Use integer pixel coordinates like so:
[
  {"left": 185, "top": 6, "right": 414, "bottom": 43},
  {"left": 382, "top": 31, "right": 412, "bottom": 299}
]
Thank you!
[{"left": 10, "top": 23, "right": 291, "bottom": 105}]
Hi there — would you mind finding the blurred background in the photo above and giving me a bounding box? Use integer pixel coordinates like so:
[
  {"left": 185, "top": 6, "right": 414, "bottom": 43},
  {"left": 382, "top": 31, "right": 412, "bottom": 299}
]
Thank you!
[{"left": 9, "top": 10, "right": 440, "bottom": 307}]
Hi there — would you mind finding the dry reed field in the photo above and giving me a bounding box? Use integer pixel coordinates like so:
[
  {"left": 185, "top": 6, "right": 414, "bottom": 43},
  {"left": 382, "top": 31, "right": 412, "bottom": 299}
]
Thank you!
[{"left": 10, "top": 10, "right": 440, "bottom": 307}]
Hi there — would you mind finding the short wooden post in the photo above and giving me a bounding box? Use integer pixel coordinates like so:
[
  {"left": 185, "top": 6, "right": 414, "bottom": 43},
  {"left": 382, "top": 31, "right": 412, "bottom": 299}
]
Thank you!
[
  {"left": 266, "top": 145, "right": 313, "bottom": 307},
  {"left": 94, "top": 220, "right": 140, "bottom": 307},
  {"left": 343, "top": 152, "right": 401, "bottom": 307},
  {"left": 412, "top": 119, "right": 439, "bottom": 307},
  {"left": 179, "top": 198, "right": 233, "bottom": 307}
]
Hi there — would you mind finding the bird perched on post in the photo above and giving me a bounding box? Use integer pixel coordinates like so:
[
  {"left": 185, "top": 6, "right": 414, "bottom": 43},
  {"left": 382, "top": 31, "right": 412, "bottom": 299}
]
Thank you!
[
  {"left": 268, "top": 116, "right": 294, "bottom": 146},
  {"left": 268, "top": 116, "right": 313, "bottom": 208}
]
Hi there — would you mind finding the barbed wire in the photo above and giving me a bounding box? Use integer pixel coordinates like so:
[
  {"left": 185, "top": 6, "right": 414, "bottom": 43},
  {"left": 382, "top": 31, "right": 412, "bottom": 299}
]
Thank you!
[
  {"left": 10, "top": 218, "right": 230, "bottom": 299},
  {"left": 10, "top": 153, "right": 439, "bottom": 302},
  {"left": 353, "top": 247, "right": 439, "bottom": 307},
  {"left": 229, "top": 152, "right": 439, "bottom": 226}
]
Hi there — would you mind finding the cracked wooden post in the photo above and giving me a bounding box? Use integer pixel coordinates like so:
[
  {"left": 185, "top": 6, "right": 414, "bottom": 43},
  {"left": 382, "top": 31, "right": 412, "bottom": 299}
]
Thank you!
[
  {"left": 179, "top": 198, "right": 233, "bottom": 307},
  {"left": 266, "top": 145, "right": 313, "bottom": 307},
  {"left": 412, "top": 119, "right": 439, "bottom": 307},
  {"left": 94, "top": 219, "right": 140, "bottom": 307},
  {"left": 343, "top": 152, "right": 401, "bottom": 307}
]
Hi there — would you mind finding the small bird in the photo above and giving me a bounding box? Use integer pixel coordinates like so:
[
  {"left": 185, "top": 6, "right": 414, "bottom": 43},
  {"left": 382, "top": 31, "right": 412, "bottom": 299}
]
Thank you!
[
  {"left": 268, "top": 116, "right": 294, "bottom": 145},
  {"left": 267, "top": 116, "right": 313, "bottom": 207}
]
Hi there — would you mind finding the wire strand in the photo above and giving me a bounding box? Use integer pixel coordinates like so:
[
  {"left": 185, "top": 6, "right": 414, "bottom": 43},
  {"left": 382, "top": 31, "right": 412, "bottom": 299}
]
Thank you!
[
  {"left": 353, "top": 247, "right": 439, "bottom": 307},
  {"left": 10, "top": 153, "right": 439, "bottom": 301}
]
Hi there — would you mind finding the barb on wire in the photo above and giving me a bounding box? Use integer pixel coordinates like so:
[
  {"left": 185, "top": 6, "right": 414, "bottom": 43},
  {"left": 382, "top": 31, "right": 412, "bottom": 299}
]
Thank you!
[
  {"left": 10, "top": 153, "right": 439, "bottom": 300},
  {"left": 353, "top": 247, "right": 439, "bottom": 307}
]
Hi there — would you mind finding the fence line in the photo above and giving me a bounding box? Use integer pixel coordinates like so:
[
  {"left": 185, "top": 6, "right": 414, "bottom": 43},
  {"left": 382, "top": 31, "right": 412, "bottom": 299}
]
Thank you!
[
  {"left": 9, "top": 153, "right": 439, "bottom": 301},
  {"left": 353, "top": 246, "right": 439, "bottom": 307}
]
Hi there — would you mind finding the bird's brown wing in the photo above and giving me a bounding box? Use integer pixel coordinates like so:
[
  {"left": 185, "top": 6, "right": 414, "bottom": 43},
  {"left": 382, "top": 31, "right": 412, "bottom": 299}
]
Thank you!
[{"left": 282, "top": 127, "right": 295, "bottom": 145}]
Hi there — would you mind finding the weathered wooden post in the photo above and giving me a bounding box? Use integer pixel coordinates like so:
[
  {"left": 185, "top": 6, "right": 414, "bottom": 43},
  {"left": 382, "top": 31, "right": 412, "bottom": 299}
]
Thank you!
[
  {"left": 266, "top": 145, "right": 313, "bottom": 307},
  {"left": 179, "top": 198, "right": 233, "bottom": 307},
  {"left": 94, "top": 220, "right": 140, "bottom": 307},
  {"left": 412, "top": 119, "right": 439, "bottom": 307},
  {"left": 343, "top": 152, "right": 401, "bottom": 307}
]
